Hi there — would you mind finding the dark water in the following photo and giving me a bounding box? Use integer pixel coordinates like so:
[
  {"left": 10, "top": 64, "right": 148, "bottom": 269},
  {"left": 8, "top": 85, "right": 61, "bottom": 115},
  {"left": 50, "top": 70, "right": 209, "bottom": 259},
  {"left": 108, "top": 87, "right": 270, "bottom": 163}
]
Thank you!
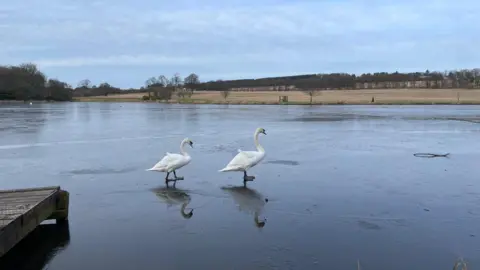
[{"left": 0, "top": 103, "right": 479, "bottom": 269}]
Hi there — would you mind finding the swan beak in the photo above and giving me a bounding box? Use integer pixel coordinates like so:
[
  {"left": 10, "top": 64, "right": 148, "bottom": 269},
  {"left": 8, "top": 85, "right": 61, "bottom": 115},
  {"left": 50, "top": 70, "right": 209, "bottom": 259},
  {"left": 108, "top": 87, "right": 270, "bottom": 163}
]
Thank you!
[
  {"left": 189, "top": 141, "right": 194, "bottom": 148},
  {"left": 262, "top": 131, "right": 267, "bottom": 135}
]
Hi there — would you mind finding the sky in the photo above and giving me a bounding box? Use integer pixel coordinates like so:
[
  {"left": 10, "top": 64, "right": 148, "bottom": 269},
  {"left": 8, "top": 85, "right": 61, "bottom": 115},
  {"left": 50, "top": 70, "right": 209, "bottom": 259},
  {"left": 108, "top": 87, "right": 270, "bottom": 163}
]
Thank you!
[{"left": 1, "top": 0, "right": 479, "bottom": 88}]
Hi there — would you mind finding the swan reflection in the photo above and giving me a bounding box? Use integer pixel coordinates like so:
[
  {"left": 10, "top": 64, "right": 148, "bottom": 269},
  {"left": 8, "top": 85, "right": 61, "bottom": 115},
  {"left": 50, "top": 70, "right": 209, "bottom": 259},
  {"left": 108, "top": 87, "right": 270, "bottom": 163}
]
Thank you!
[
  {"left": 221, "top": 186, "right": 268, "bottom": 228},
  {"left": 151, "top": 186, "right": 194, "bottom": 219}
]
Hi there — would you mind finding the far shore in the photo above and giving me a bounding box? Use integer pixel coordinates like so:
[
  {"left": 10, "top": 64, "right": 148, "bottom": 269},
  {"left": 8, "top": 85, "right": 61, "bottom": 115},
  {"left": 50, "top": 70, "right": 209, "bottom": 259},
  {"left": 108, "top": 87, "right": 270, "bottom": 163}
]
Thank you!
[
  {"left": 0, "top": 100, "right": 58, "bottom": 104},
  {"left": 75, "top": 89, "right": 480, "bottom": 105}
]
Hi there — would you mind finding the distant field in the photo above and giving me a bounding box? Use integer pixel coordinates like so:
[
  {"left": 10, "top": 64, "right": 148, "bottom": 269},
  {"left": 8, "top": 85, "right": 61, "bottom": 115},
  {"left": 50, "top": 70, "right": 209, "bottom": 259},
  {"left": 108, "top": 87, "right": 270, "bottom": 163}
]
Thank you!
[{"left": 75, "top": 89, "right": 480, "bottom": 105}]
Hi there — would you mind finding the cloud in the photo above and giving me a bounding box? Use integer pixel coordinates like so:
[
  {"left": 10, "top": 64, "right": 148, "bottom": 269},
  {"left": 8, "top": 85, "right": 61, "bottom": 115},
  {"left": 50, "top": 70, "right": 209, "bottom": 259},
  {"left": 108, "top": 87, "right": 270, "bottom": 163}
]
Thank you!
[{"left": 0, "top": 0, "right": 479, "bottom": 87}]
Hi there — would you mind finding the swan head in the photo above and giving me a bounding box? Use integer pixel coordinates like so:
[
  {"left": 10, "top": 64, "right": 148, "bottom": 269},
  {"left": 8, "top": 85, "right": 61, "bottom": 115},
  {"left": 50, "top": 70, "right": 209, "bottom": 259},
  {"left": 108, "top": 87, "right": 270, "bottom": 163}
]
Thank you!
[
  {"left": 184, "top": 138, "right": 194, "bottom": 148},
  {"left": 254, "top": 212, "right": 267, "bottom": 228},
  {"left": 256, "top": 128, "right": 267, "bottom": 135}
]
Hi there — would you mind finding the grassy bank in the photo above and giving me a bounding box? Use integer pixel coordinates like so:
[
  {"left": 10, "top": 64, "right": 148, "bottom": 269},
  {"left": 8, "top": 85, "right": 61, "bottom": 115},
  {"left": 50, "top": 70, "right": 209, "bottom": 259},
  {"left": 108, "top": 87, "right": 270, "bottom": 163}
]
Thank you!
[{"left": 74, "top": 89, "right": 480, "bottom": 105}]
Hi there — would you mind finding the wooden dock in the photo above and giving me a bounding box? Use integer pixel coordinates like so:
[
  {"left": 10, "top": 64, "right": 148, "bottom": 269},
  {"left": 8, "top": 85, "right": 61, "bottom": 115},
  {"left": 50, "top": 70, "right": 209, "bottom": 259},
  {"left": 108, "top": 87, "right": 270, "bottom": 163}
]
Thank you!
[{"left": 0, "top": 186, "right": 69, "bottom": 258}]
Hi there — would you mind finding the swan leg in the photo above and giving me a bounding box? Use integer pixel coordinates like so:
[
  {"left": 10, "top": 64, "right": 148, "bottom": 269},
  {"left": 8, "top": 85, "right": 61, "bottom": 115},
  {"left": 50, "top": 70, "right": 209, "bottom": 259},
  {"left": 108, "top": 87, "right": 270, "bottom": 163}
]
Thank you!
[
  {"left": 165, "top": 172, "right": 179, "bottom": 184},
  {"left": 165, "top": 172, "right": 172, "bottom": 186},
  {"left": 173, "top": 170, "right": 184, "bottom": 181},
  {"left": 243, "top": 171, "right": 255, "bottom": 181}
]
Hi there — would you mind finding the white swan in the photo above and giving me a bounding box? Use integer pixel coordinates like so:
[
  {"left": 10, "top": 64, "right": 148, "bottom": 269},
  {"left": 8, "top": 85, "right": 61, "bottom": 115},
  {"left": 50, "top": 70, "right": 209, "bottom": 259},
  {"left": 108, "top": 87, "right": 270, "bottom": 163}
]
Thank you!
[
  {"left": 219, "top": 127, "right": 266, "bottom": 184},
  {"left": 147, "top": 138, "right": 193, "bottom": 185}
]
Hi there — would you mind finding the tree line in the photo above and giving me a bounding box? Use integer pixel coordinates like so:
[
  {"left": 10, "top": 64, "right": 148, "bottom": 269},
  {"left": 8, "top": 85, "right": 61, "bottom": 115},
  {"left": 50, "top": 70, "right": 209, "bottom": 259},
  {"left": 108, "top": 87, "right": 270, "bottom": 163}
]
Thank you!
[
  {"left": 74, "top": 68, "right": 480, "bottom": 100},
  {"left": 139, "top": 73, "right": 201, "bottom": 101},
  {"left": 0, "top": 63, "right": 74, "bottom": 101},
  {"left": 2, "top": 62, "right": 480, "bottom": 102},
  {"left": 0, "top": 63, "right": 134, "bottom": 101},
  {"left": 198, "top": 69, "right": 480, "bottom": 91}
]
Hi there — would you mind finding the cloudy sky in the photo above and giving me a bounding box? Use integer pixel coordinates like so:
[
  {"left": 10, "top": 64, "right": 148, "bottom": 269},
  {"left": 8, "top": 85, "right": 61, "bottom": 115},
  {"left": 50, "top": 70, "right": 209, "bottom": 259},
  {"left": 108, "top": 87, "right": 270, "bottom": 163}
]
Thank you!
[{"left": 1, "top": 0, "right": 478, "bottom": 88}]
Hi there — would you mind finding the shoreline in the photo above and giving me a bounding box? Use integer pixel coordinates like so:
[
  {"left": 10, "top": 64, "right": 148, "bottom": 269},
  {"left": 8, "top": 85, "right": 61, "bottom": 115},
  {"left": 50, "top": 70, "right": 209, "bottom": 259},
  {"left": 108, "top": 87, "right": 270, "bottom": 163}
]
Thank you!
[
  {"left": 72, "top": 89, "right": 480, "bottom": 106},
  {"left": 73, "top": 98, "right": 480, "bottom": 105},
  {"left": 0, "top": 100, "right": 64, "bottom": 104}
]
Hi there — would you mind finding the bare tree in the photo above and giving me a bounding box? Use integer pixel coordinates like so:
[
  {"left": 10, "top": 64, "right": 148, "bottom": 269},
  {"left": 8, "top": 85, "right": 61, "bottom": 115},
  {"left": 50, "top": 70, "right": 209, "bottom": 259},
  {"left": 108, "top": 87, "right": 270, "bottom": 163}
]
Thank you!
[
  {"left": 176, "top": 88, "right": 186, "bottom": 99},
  {"left": 46, "top": 78, "right": 68, "bottom": 88},
  {"left": 97, "top": 82, "right": 114, "bottom": 96},
  {"left": 474, "top": 68, "right": 480, "bottom": 88},
  {"left": 295, "top": 82, "right": 320, "bottom": 104},
  {"left": 17, "top": 62, "right": 46, "bottom": 93},
  {"left": 220, "top": 89, "right": 230, "bottom": 100},
  {"left": 184, "top": 88, "right": 193, "bottom": 98},
  {"left": 184, "top": 73, "right": 200, "bottom": 91},
  {"left": 77, "top": 79, "right": 92, "bottom": 88},
  {"left": 169, "top": 73, "right": 184, "bottom": 99},
  {"left": 157, "top": 87, "right": 174, "bottom": 101},
  {"left": 301, "top": 88, "right": 320, "bottom": 104},
  {"left": 170, "top": 73, "right": 183, "bottom": 89},
  {"left": 176, "top": 87, "right": 194, "bottom": 99},
  {"left": 98, "top": 82, "right": 112, "bottom": 88},
  {"left": 158, "top": 75, "right": 169, "bottom": 87},
  {"left": 145, "top": 76, "right": 166, "bottom": 99},
  {"left": 145, "top": 77, "right": 158, "bottom": 88},
  {"left": 18, "top": 63, "right": 39, "bottom": 75}
]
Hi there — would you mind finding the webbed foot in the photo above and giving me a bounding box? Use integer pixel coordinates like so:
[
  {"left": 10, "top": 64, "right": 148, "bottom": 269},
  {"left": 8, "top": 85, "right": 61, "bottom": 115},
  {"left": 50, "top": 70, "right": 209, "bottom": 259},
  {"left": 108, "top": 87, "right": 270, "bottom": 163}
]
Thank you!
[{"left": 243, "top": 176, "right": 255, "bottom": 181}]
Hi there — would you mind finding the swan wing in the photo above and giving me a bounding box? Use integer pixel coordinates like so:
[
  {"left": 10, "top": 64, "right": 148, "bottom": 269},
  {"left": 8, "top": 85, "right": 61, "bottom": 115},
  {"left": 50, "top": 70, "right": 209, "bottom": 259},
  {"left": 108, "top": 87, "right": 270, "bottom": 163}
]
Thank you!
[
  {"left": 239, "top": 150, "right": 262, "bottom": 160},
  {"left": 241, "top": 150, "right": 265, "bottom": 167},
  {"left": 158, "top": 152, "right": 179, "bottom": 165},
  {"left": 148, "top": 152, "right": 185, "bottom": 171},
  {"left": 220, "top": 150, "right": 263, "bottom": 171},
  {"left": 168, "top": 154, "right": 191, "bottom": 171}
]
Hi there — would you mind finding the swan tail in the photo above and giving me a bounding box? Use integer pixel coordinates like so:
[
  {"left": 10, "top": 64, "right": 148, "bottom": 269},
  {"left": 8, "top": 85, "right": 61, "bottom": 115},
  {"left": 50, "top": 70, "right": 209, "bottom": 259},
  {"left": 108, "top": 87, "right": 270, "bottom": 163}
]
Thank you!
[
  {"left": 218, "top": 166, "right": 242, "bottom": 172},
  {"left": 146, "top": 166, "right": 166, "bottom": 172},
  {"left": 219, "top": 166, "right": 235, "bottom": 172}
]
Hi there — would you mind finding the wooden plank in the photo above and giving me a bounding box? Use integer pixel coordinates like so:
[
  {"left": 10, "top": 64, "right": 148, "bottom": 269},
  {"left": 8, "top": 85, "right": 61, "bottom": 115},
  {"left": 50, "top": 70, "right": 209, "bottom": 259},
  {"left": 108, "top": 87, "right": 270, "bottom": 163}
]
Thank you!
[
  {"left": 0, "top": 191, "right": 56, "bottom": 199},
  {"left": 0, "top": 196, "right": 53, "bottom": 205},
  {"left": 0, "top": 191, "right": 55, "bottom": 198},
  {"left": 1, "top": 205, "right": 35, "bottom": 211},
  {"left": 0, "top": 186, "right": 65, "bottom": 258},
  {"left": 0, "top": 215, "right": 20, "bottom": 220},
  {"left": 0, "top": 216, "right": 20, "bottom": 226},
  {"left": 0, "top": 209, "right": 31, "bottom": 216},
  {"left": 0, "top": 194, "right": 51, "bottom": 201},
  {"left": 0, "top": 188, "right": 57, "bottom": 195},
  {"left": 0, "top": 186, "right": 60, "bottom": 194},
  {"left": 0, "top": 192, "right": 58, "bottom": 256}
]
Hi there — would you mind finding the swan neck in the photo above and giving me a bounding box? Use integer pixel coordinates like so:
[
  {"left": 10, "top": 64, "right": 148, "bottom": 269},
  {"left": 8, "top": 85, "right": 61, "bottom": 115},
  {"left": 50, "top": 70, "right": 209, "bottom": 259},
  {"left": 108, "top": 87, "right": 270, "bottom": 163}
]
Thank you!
[
  {"left": 180, "top": 140, "right": 189, "bottom": 156},
  {"left": 254, "top": 211, "right": 260, "bottom": 223},
  {"left": 254, "top": 211, "right": 265, "bottom": 227},
  {"left": 181, "top": 201, "right": 188, "bottom": 211},
  {"left": 180, "top": 202, "right": 193, "bottom": 218},
  {"left": 254, "top": 131, "right": 265, "bottom": 152}
]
